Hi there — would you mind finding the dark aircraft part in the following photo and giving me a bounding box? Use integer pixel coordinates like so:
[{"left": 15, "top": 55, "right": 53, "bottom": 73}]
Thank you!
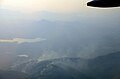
[{"left": 87, "top": 0, "right": 120, "bottom": 7}]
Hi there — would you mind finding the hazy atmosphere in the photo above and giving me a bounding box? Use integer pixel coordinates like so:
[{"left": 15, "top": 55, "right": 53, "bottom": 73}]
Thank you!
[{"left": 0, "top": 0, "right": 120, "bottom": 79}]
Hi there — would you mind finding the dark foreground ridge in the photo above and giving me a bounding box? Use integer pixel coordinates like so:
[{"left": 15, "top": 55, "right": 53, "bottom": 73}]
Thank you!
[
  {"left": 0, "top": 52, "right": 120, "bottom": 79},
  {"left": 11, "top": 52, "right": 120, "bottom": 79},
  {"left": 87, "top": 0, "right": 120, "bottom": 7},
  {"left": 0, "top": 70, "right": 30, "bottom": 79}
]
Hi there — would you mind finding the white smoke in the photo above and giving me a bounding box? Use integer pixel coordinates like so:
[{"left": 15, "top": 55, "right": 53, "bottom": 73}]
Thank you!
[{"left": 18, "top": 54, "right": 29, "bottom": 58}]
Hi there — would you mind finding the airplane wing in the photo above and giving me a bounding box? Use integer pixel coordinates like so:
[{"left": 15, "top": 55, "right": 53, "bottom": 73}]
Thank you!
[{"left": 87, "top": 0, "right": 120, "bottom": 7}]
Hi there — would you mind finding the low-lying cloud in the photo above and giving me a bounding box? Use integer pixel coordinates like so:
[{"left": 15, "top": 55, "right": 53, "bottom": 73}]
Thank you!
[{"left": 0, "top": 38, "right": 46, "bottom": 44}]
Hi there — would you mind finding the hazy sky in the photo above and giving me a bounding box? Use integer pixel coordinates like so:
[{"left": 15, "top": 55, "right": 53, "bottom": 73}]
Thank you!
[
  {"left": 0, "top": 0, "right": 119, "bottom": 17},
  {"left": 1, "top": 0, "right": 88, "bottom": 13}
]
